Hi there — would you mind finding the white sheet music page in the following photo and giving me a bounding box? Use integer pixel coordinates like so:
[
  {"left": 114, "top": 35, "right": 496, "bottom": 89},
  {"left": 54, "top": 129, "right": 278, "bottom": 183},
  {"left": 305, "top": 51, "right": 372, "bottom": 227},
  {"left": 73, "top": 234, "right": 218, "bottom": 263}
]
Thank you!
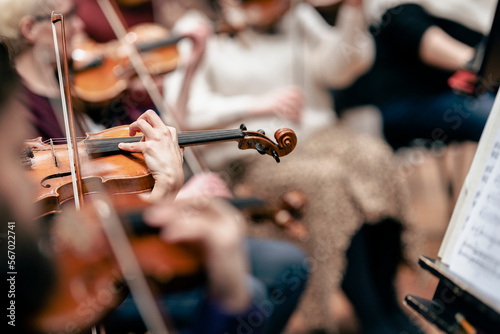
[
  {"left": 449, "top": 138, "right": 500, "bottom": 308},
  {"left": 440, "top": 93, "right": 500, "bottom": 263}
]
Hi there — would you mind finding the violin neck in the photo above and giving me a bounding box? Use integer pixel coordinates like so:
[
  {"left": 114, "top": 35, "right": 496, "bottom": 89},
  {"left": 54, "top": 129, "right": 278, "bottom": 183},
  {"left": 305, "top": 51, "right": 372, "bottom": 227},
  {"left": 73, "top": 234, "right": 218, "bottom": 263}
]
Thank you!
[
  {"left": 85, "top": 128, "right": 245, "bottom": 155},
  {"left": 136, "top": 35, "right": 183, "bottom": 53}
]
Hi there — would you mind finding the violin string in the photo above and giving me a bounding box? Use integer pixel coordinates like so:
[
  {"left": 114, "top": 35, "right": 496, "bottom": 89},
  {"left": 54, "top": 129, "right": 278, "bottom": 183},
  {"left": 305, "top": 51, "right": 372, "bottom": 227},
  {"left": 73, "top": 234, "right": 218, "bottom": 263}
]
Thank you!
[
  {"left": 41, "top": 129, "right": 246, "bottom": 145},
  {"left": 90, "top": 131, "right": 246, "bottom": 146},
  {"left": 38, "top": 129, "right": 269, "bottom": 156},
  {"left": 42, "top": 137, "right": 86, "bottom": 144},
  {"left": 40, "top": 135, "right": 254, "bottom": 155}
]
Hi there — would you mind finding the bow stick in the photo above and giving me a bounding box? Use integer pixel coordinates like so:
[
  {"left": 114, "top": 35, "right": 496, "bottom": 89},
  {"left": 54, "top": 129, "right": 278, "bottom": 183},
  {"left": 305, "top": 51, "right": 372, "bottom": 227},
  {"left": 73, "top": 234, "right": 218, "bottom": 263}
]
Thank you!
[{"left": 51, "top": 12, "right": 170, "bottom": 334}]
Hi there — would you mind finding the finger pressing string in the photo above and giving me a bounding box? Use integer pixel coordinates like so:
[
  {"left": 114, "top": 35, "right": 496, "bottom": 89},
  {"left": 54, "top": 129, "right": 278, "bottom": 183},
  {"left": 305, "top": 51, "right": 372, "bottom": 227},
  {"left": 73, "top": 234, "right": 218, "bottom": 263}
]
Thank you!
[{"left": 118, "top": 141, "right": 146, "bottom": 152}]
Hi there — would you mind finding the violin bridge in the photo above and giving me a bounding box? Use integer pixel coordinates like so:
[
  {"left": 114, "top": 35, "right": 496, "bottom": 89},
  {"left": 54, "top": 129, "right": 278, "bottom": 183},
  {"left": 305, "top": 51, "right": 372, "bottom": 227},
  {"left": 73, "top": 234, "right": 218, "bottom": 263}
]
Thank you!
[{"left": 50, "top": 138, "right": 59, "bottom": 167}]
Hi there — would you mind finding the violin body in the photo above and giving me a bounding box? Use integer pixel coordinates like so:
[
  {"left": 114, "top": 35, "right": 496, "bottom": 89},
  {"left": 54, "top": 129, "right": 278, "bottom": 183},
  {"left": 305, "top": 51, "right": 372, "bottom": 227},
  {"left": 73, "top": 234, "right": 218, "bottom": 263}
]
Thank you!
[
  {"left": 24, "top": 126, "right": 154, "bottom": 216},
  {"left": 72, "top": 23, "right": 180, "bottom": 102}
]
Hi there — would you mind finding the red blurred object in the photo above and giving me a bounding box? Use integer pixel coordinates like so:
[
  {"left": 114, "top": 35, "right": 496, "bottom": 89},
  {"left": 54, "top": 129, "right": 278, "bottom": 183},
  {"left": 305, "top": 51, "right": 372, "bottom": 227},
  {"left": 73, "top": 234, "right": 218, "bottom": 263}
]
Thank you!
[{"left": 448, "top": 69, "right": 478, "bottom": 95}]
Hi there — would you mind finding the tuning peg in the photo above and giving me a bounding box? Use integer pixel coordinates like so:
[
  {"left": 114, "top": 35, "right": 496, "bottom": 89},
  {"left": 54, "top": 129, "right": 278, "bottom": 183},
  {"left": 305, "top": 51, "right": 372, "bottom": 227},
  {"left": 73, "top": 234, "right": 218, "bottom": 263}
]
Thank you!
[
  {"left": 257, "top": 129, "right": 265, "bottom": 135},
  {"left": 255, "top": 143, "right": 266, "bottom": 155},
  {"left": 272, "top": 150, "right": 280, "bottom": 163},
  {"left": 240, "top": 124, "right": 247, "bottom": 131}
]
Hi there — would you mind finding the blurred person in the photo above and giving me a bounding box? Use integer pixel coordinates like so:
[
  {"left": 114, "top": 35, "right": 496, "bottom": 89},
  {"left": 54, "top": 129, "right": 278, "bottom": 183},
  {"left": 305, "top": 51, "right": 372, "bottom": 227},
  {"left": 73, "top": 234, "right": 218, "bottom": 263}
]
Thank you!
[
  {"left": 0, "top": 0, "right": 206, "bottom": 138},
  {"left": 0, "top": 0, "right": 122, "bottom": 140},
  {"left": 333, "top": 0, "right": 497, "bottom": 149},
  {"left": 166, "top": 0, "right": 374, "bottom": 168},
  {"left": 79, "top": 1, "right": 312, "bottom": 332}
]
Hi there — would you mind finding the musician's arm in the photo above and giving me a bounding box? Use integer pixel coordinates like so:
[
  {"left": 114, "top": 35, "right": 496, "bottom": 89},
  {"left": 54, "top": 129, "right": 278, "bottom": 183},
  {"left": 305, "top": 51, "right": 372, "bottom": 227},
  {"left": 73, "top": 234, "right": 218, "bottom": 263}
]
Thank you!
[
  {"left": 304, "top": 1, "right": 375, "bottom": 88},
  {"left": 183, "top": 55, "right": 255, "bottom": 129},
  {"left": 419, "top": 26, "right": 475, "bottom": 71},
  {"left": 144, "top": 198, "right": 253, "bottom": 313}
]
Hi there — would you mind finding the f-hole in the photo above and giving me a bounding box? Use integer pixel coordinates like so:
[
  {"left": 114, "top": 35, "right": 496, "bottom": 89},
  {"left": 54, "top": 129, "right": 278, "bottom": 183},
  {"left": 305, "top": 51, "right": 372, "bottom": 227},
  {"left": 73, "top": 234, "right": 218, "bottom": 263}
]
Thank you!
[{"left": 40, "top": 172, "right": 72, "bottom": 188}]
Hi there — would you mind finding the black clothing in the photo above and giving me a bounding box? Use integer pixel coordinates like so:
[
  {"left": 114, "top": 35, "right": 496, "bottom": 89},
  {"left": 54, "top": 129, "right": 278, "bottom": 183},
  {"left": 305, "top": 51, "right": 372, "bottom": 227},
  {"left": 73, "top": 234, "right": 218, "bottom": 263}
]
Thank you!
[{"left": 334, "top": 4, "right": 484, "bottom": 114}]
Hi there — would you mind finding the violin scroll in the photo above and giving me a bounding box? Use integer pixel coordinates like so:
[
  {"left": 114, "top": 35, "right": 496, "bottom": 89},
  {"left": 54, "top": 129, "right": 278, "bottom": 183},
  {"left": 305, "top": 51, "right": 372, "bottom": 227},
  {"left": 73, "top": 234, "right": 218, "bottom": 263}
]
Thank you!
[
  {"left": 238, "top": 126, "right": 297, "bottom": 163},
  {"left": 274, "top": 128, "right": 297, "bottom": 156}
]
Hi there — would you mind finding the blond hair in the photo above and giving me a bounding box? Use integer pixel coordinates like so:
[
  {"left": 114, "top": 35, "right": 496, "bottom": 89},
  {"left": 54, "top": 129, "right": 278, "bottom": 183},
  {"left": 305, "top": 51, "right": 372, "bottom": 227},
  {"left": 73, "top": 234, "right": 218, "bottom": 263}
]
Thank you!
[{"left": 0, "top": 0, "right": 58, "bottom": 55}]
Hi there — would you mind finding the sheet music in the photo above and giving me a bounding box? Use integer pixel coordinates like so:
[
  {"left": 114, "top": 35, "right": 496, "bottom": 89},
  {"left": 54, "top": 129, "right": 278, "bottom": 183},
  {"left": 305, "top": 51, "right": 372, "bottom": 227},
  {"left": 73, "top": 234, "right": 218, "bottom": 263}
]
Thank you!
[
  {"left": 449, "top": 138, "right": 500, "bottom": 308},
  {"left": 440, "top": 94, "right": 500, "bottom": 263},
  {"left": 462, "top": 134, "right": 500, "bottom": 230}
]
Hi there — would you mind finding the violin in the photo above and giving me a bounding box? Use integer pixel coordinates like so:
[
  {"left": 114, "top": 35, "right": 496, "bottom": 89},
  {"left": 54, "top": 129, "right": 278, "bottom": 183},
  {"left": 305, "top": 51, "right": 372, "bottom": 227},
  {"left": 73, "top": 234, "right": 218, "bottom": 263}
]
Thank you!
[
  {"left": 72, "top": 23, "right": 181, "bottom": 103},
  {"left": 22, "top": 124, "right": 297, "bottom": 217},
  {"left": 33, "top": 193, "right": 204, "bottom": 333}
]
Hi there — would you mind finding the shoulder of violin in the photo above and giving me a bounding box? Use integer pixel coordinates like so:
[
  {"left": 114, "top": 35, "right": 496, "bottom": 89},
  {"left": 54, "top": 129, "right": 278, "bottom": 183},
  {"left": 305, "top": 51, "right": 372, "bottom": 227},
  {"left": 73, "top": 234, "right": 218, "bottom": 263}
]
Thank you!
[{"left": 86, "top": 125, "right": 142, "bottom": 139}]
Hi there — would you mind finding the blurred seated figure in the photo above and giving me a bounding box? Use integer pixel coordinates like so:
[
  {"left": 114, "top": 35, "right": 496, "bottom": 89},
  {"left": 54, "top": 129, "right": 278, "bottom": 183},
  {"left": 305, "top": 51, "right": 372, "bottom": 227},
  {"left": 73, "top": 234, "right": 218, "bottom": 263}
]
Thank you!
[
  {"left": 0, "top": 0, "right": 139, "bottom": 139},
  {"left": 0, "top": 0, "right": 208, "bottom": 136},
  {"left": 166, "top": 0, "right": 374, "bottom": 168},
  {"left": 241, "top": 125, "right": 419, "bottom": 333},
  {"left": 333, "top": 0, "right": 498, "bottom": 149},
  {"left": 76, "top": 0, "right": 232, "bottom": 116}
]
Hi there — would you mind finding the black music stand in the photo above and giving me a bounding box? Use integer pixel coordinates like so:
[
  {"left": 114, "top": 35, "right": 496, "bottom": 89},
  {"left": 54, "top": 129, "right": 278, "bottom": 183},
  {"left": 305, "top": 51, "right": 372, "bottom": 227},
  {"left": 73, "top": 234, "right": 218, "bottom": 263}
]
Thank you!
[{"left": 404, "top": 256, "right": 500, "bottom": 333}]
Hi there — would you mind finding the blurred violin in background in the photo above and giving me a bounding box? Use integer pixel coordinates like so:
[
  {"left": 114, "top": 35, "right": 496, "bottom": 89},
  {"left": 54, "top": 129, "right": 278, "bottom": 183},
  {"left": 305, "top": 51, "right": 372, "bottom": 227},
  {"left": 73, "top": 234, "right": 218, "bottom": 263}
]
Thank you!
[{"left": 72, "top": 23, "right": 181, "bottom": 103}]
